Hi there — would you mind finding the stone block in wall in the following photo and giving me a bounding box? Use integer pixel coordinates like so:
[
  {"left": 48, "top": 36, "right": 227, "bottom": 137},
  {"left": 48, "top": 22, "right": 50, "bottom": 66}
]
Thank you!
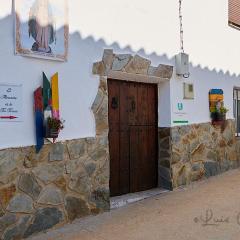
[
  {"left": 112, "top": 54, "right": 132, "bottom": 71},
  {"left": 204, "top": 160, "right": 221, "bottom": 178},
  {"left": 54, "top": 177, "right": 67, "bottom": 192},
  {"left": 148, "top": 64, "right": 173, "bottom": 79},
  {"left": 236, "top": 140, "right": 240, "bottom": 154},
  {"left": 219, "top": 160, "right": 230, "bottom": 173},
  {"left": 65, "top": 158, "right": 84, "bottom": 175},
  {"left": 90, "top": 187, "right": 110, "bottom": 211},
  {"left": 102, "top": 49, "right": 114, "bottom": 75},
  {"left": 24, "top": 145, "right": 52, "bottom": 163},
  {"left": 206, "top": 150, "right": 218, "bottom": 162},
  {"left": 147, "top": 66, "right": 158, "bottom": 76},
  {"left": 91, "top": 81, "right": 108, "bottom": 137},
  {"left": 171, "top": 150, "right": 181, "bottom": 164},
  {"left": 68, "top": 166, "right": 91, "bottom": 195},
  {"left": 227, "top": 145, "right": 238, "bottom": 161},
  {"left": 0, "top": 213, "right": 17, "bottom": 236},
  {"left": 94, "top": 97, "right": 108, "bottom": 136},
  {"left": 23, "top": 208, "right": 64, "bottom": 238},
  {"left": 159, "top": 159, "right": 171, "bottom": 169},
  {"left": 158, "top": 128, "right": 171, "bottom": 139},
  {"left": 124, "top": 55, "right": 151, "bottom": 75},
  {"left": 159, "top": 150, "right": 170, "bottom": 159},
  {"left": 158, "top": 166, "right": 172, "bottom": 190},
  {"left": 37, "top": 185, "right": 64, "bottom": 206},
  {"left": 49, "top": 143, "right": 65, "bottom": 162},
  {"left": 171, "top": 128, "right": 181, "bottom": 145},
  {"left": 99, "top": 77, "right": 108, "bottom": 93},
  {"left": 91, "top": 88, "right": 105, "bottom": 114},
  {"left": 18, "top": 173, "right": 42, "bottom": 201},
  {"left": 92, "top": 61, "right": 105, "bottom": 75},
  {"left": 22, "top": 144, "right": 58, "bottom": 169},
  {"left": 158, "top": 128, "right": 172, "bottom": 189},
  {"left": 65, "top": 196, "right": 90, "bottom": 222},
  {"left": 89, "top": 146, "right": 108, "bottom": 164},
  {"left": 84, "top": 162, "right": 97, "bottom": 176},
  {"left": 172, "top": 162, "right": 192, "bottom": 188},
  {"left": 2, "top": 215, "right": 32, "bottom": 240},
  {"left": 6, "top": 193, "right": 34, "bottom": 214},
  {"left": 230, "top": 159, "right": 240, "bottom": 169},
  {"left": 0, "top": 185, "right": 16, "bottom": 209},
  {"left": 191, "top": 143, "right": 205, "bottom": 156},
  {"left": 93, "top": 157, "right": 110, "bottom": 188},
  {"left": 0, "top": 149, "right": 22, "bottom": 185},
  {"left": 32, "top": 163, "right": 65, "bottom": 184},
  {"left": 158, "top": 128, "right": 171, "bottom": 161},
  {"left": 159, "top": 136, "right": 170, "bottom": 151},
  {"left": 222, "top": 122, "right": 235, "bottom": 144},
  {"left": 67, "top": 139, "right": 86, "bottom": 160}
]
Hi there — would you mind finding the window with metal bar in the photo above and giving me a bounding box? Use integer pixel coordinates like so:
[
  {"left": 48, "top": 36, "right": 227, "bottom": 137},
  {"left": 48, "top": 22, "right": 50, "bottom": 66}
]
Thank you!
[
  {"left": 233, "top": 88, "right": 240, "bottom": 136},
  {"left": 229, "top": 0, "right": 240, "bottom": 30}
]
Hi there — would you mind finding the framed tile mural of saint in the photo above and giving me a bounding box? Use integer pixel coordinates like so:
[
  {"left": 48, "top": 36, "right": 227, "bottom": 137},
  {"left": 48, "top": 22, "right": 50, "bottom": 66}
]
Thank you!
[{"left": 15, "top": 0, "right": 69, "bottom": 61}]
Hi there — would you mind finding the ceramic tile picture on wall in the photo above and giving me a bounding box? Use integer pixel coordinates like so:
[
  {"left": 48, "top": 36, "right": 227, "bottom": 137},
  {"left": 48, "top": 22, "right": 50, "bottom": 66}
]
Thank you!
[{"left": 15, "top": 0, "right": 69, "bottom": 61}]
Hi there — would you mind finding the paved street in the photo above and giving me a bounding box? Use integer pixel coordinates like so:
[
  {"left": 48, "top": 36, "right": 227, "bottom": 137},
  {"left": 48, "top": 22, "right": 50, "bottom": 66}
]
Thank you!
[{"left": 30, "top": 169, "right": 240, "bottom": 240}]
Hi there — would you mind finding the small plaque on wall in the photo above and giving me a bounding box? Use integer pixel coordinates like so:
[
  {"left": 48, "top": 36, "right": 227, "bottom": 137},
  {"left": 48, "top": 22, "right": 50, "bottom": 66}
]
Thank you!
[
  {"left": 183, "top": 83, "right": 194, "bottom": 99},
  {"left": 0, "top": 84, "right": 23, "bottom": 122}
]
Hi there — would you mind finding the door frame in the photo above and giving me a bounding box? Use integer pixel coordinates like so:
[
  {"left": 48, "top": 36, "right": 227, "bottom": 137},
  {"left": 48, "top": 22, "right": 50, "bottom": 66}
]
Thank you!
[{"left": 92, "top": 49, "right": 174, "bottom": 197}]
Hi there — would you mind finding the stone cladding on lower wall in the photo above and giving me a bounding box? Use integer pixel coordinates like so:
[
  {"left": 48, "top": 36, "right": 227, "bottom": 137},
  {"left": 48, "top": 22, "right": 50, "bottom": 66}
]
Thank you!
[
  {"left": 159, "top": 120, "right": 240, "bottom": 189},
  {"left": 0, "top": 136, "right": 110, "bottom": 239}
]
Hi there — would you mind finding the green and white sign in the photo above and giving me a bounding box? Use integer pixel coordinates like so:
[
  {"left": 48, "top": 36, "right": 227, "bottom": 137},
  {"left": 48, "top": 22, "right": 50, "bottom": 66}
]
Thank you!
[{"left": 172, "top": 102, "right": 189, "bottom": 125}]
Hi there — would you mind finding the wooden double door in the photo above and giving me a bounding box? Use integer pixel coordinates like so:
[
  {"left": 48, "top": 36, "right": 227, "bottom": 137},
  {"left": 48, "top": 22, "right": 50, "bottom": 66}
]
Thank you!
[{"left": 108, "top": 79, "right": 158, "bottom": 197}]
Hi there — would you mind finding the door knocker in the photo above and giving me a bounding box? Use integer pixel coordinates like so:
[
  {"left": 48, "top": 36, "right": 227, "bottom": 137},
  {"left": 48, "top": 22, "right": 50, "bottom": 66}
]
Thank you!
[{"left": 111, "top": 97, "right": 118, "bottom": 109}]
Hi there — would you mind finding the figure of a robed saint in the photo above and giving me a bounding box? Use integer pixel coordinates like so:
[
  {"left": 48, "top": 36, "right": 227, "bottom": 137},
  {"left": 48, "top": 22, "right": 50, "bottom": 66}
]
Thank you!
[{"left": 28, "top": 0, "right": 56, "bottom": 53}]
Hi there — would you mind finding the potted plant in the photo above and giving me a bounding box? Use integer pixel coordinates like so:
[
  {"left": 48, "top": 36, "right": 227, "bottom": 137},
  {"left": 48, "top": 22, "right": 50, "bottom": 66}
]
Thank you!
[
  {"left": 210, "top": 106, "right": 228, "bottom": 125},
  {"left": 45, "top": 117, "right": 65, "bottom": 138},
  {"left": 219, "top": 106, "right": 228, "bottom": 121},
  {"left": 210, "top": 106, "right": 221, "bottom": 122}
]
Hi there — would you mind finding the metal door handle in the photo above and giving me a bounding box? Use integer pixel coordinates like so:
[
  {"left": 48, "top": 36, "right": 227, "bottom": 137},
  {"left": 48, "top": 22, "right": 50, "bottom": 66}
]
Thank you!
[{"left": 131, "top": 100, "right": 136, "bottom": 112}]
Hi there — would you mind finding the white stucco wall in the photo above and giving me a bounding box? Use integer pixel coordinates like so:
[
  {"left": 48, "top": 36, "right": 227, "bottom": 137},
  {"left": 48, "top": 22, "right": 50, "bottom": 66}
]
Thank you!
[
  {"left": 0, "top": 0, "right": 240, "bottom": 149},
  {"left": 170, "top": 66, "right": 240, "bottom": 126}
]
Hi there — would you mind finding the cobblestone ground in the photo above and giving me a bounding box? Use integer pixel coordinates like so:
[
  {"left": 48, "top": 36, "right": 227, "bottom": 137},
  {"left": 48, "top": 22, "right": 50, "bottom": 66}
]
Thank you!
[{"left": 29, "top": 169, "right": 240, "bottom": 240}]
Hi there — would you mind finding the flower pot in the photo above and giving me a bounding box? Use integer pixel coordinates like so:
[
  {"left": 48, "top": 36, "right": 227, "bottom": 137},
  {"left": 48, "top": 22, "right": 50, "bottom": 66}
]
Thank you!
[
  {"left": 211, "top": 112, "right": 221, "bottom": 121},
  {"left": 49, "top": 129, "right": 59, "bottom": 138},
  {"left": 45, "top": 125, "right": 59, "bottom": 138}
]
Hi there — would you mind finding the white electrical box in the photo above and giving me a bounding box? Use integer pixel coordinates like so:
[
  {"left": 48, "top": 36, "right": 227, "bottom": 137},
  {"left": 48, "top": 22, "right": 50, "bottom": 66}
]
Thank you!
[{"left": 175, "top": 52, "right": 189, "bottom": 76}]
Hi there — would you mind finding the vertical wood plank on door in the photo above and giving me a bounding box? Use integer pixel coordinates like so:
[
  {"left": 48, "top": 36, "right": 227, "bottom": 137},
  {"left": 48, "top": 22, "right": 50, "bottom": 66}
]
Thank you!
[
  {"left": 130, "top": 126, "right": 139, "bottom": 193},
  {"left": 119, "top": 82, "right": 130, "bottom": 194},
  {"left": 128, "top": 83, "right": 138, "bottom": 126},
  {"left": 137, "top": 83, "right": 149, "bottom": 126},
  {"left": 108, "top": 80, "right": 120, "bottom": 196},
  {"left": 148, "top": 84, "right": 157, "bottom": 125}
]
